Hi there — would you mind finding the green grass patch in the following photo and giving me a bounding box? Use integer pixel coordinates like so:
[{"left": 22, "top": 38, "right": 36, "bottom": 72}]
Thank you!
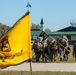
[{"left": 0, "top": 71, "right": 76, "bottom": 75}]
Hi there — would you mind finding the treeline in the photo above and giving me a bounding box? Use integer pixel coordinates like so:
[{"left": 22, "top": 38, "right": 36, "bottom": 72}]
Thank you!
[
  {"left": 31, "top": 23, "right": 51, "bottom": 32},
  {"left": 0, "top": 22, "right": 51, "bottom": 36},
  {"left": 0, "top": 23, "right": 10, "bottom": 36}
]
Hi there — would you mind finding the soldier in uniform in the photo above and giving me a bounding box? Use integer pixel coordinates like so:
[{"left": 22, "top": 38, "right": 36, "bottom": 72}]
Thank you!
[
  {"left": 41, "top": 41, "right": 46, "bottom": 62},
  {"left": 33, "top": 38, "right": 43, "bottom": 62},
  {"left": 33, "top": 40, "right": 38, "bottom": 61},
  {"left": 43, "top": 40, "right": 50, "bottom": 62},
  {"left": 49, "top": 40, "right": 58, "bottom": 62},
  {"left": 73, "top": 43, "right": 76, "bottom": 58},
  {"left": 64, "top": 46, "right": 71, "bottom": 61},
  {"left": 58, "top": 35, "right": 69, "bottom": 61}
]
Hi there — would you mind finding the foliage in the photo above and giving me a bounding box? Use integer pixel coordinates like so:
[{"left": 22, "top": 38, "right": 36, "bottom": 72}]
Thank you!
[
  {"left": 45, "top": 28, "right": 51, "bottom": 32},
  {"left": 0, "top": 22, "right": 10, "bottom": 36},
  {"left": 31, "top": 23, "right": 40, "bottom": 30},
  {"left": 70, "top": 21, "right": 76, "bottom": 27},
  {"left": 31, "top": 23, "right": 51, "bottom": 31}
]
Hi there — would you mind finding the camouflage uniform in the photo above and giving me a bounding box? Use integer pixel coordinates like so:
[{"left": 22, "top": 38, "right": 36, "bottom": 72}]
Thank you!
[
  {"left": 49, "top": 40, "right": 58, "bottom": 62},
  {"left": 58, "top": 35, "right": 69, "bottom": 61},
  {"left": 64, "top": 46, "right": 71, "bottom": 61},
  {"left": 33, "top": 39, "right": 43, "bottom": 62},
  {"left": 73, "top": 43, "right": 76, "bottom": 58},
  {"left": 41, "top": 41, "right": 46, "bottom": 62},
  {"left": 43, "top": 40, "right": 50, "bottom": 62}
]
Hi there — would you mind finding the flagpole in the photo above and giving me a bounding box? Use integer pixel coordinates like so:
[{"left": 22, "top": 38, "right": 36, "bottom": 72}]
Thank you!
[
  {"left": 49, "top": 36, "right": 70, "bottom": 53},
  {"left": 29, "top": 59, "right": 32, "bottom": 75},
  {"left": 26, "top": 3, "right": 32, "bottom": 75},
  {"left": 39, "top": 31, "right": 70, "bottom": 52}
]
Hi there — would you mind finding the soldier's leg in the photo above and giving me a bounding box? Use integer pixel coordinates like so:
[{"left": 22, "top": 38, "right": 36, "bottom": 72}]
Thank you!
[
  {"left": 42, "top": 51, "right": 45, "bottom": 62},
  {"left": 35, "top": 51, "right": 40, "bottom": 62},
  {"left": 64, "top": 51, "right": 68, "bottom": 61},
  {"left": 45, "top": 53, "right": 49, "bottom": 62},
  {"left": 60, "top": 50, "right": 64, "bottom": 61},
  {"left": 65, "top": 54, "right": 68, "bottom": 61},
  {"left": 50, "top": 50, "right": 53, "bottom": 62},
  {"left": 74, "top": 51, "right": 76, "bottom": 58},
  {"left": 59, "top": 49, "right": 62, "bottom": 61},
  {"left": 38, "top": 51, "right": 41, "bottom": 62},
  {"left": 35, "top": 52, "right": 39, "bottom": 62},
  {"left": 51, "top": 55, "right": 53, "bottom": 62},
  {"left": 53, "top": 50, "right": 57, "bottom": 61},
  {"left": 58, "top": 48, "right": 62, "bottom": 61},
  {"left": 45, "top": 55, "right": 47, "bottom": 62},
  {"left": 59, "top": 48, "right": 64, "bottom": 61}
]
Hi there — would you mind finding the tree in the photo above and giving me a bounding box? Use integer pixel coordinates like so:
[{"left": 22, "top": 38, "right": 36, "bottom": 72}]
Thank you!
[
  {"left": 31, "top": 23, "right": 40, "bottom": 30},
  {"left": 36, "top": 24, "right": 40, "bottom": 29},
  {"left": 0, "top": 22, "right": 10, "bottom": 36},
  {"left": 45, "top": 28, "right": 51, "bottom": 32},
  {"left": 70, "top": 21, "right": 76, "bottom": 27},
  {"left": 31, "top": 23, "right": 51, "bottom": 32}
]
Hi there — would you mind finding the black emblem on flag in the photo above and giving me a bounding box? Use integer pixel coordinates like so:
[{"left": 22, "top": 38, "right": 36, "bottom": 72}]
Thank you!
[
  {"left": 0, "top": 36, "right": 23, "bottom": 62},
  {"left": 39, "top": 31, "right": 49, "bottom": 41},
  {"left": 0, "top": 36, "right": 11, "bottom": 52}
]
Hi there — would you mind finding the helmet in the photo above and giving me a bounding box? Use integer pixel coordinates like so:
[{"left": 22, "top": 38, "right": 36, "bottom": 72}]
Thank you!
[{"left": 61, "top": 35, "right": 64, "bottom": 38}]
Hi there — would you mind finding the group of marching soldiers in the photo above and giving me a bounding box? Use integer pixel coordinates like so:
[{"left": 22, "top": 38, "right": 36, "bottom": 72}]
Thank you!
[{"left": 32, "top": 35, "right": 71, "bottom": 62}]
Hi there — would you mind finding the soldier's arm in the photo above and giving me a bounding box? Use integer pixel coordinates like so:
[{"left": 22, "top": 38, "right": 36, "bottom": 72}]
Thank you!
[{"left": 65, "top": 41, "right": 69, "bottom": 48}]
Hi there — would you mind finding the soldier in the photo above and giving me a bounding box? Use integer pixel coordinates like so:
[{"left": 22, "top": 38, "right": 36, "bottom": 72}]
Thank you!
[
  {"left": 58, "top": 35, "right": 69, "bottom": 61},
  {"left": 41, "top": 41, "right": 46, "bottom": 62},
  {"left": 73, "top": 43, "right": 76, "bottom": 58},
  {"left": 64, "top": 46, "right": 71, "bottom": 61},
  {"left": 49, "top": 40, "right": 58, "bottom": 62},
  {"left": 33, "top": 38, "right": 43, "bottom": 62},
  {"left": 33, "top": 40, "right": 38, "bottom": 61},
  {"left": 43, "top": 40, "right": 50, "bottom": 62}
]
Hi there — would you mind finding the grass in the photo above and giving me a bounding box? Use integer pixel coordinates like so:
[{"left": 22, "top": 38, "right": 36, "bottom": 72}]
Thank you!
[{"left": 0, "top": 71, "right": 76, "bottom": 75}]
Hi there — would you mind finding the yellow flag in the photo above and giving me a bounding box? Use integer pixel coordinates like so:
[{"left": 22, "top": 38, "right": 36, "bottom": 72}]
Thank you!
[{"left": 0, "top": 12, "right": 32, "bottom": 67}]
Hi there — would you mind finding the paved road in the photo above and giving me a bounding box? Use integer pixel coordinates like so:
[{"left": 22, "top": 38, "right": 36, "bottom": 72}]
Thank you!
[{"left": 1, "top": 63, "right": 76, "bottom": 72}]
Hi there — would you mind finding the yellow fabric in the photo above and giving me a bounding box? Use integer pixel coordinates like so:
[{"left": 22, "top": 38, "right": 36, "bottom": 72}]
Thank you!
[{"left": 0, "top": 12, "right": 32, "bottom": 66}]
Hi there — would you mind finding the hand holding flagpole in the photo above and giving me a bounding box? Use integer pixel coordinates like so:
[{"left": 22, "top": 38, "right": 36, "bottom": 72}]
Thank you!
[
  {"left": 49, "top": 36, "right": 70, "bottom": 53},
  {"left": 39, "top": 31, "right": 70, "bottom": 53}
]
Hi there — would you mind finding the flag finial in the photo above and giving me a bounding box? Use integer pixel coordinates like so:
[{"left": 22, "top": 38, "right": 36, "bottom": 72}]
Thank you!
[{"left": 26, "top": 2, "right": 31, "bottom": 12}]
